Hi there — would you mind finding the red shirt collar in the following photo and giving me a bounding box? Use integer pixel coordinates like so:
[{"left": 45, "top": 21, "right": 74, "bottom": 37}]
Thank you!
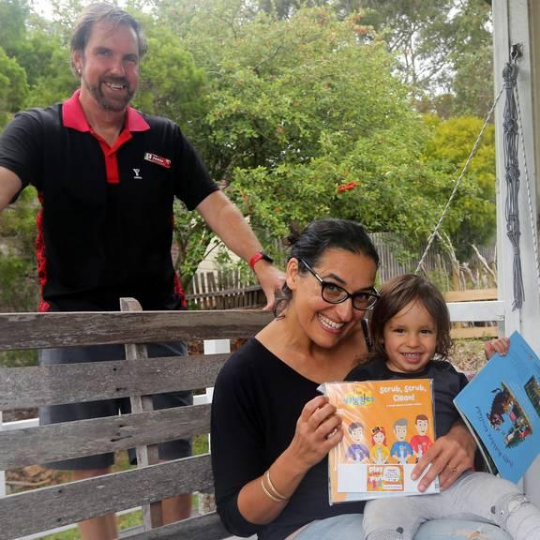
[{"left": 62, "top": 89, "right": 150, "bottom": 132}]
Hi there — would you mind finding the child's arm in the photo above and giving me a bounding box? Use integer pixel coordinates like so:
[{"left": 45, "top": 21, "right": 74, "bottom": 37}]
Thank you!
[{"left": 484, "top": 337, "right": 510, "bottom": 360}]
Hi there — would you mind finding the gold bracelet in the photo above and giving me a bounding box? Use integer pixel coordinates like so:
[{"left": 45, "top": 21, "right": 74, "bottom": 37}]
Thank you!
[
  {"left": 260, "top": 477, "right": 282, "bottom": 503},
  {"left": 265, "top": 469, "right": 288, "bottom": 501}
]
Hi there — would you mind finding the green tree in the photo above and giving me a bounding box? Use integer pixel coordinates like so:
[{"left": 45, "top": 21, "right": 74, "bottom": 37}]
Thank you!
[
  {"left": 0, "top": 187, "right": 39, "bottom": 312},
  {"left": 163, "top": 6, "right": 469, "bottom": 283},
  {"left": 0, "top": 0, "right": 29, "bottom": 56},
  {"left": 0, "top": 45, "right": 28, "bottom": 127},
  {"left": 421, "top": 115, "right": 496, "bottom": 259}
]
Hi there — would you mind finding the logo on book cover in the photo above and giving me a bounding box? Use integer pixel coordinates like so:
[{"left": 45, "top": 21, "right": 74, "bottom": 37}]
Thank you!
[{"left": 344, "top": 387, "right": 375, "bottom": 407}]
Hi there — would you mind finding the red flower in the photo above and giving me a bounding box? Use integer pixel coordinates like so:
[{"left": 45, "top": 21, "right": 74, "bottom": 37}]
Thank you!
[{"left": 337, "top": 181, "right": 360, "bottom": 193}]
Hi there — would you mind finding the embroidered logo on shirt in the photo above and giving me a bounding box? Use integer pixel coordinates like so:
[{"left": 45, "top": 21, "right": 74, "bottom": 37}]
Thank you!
[
  {"left": 133, "top": 168, "right": 143, "bottom": 179},
  {"left": 144, "top": 152, "right": 172, "bottom": 169}
]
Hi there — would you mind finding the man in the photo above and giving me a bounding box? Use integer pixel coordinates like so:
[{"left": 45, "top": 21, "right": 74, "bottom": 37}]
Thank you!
[
  {"left": 0, "top": 4, "right": 284, "bottom": 539},
  {"left": 345, "top": 421, "right": 369, "bottom": 462},
  {"left": 390, "top": 418, "right": 414, "bottom": 464},
  {"left": 410, "top": 414, "right": 434, "bottom": 462}
]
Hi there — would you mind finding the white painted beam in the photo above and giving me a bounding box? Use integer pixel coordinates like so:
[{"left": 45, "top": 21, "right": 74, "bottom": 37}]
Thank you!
[
  {"left": 493, "top": 0, "right": 540, "bottom": 505},
  {"left": 447, "top": 301, "right": 504, "bottom": 322}
]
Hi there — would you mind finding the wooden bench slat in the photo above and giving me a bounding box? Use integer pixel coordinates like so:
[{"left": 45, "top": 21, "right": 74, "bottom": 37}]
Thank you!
[
  {"left": 444, "top": 288, "right": 498, "bottom": 302},
  {"left": 0, "top": 404, "right": 210, "bottom": 469},
  {"left": 0, "top": 456, "right": 213, "bottom": 540},
  {"left": 0, "top": 310, "right": 271, "bottom": 351},
  {"left": 123, "top": 512, "right": 230, "bottom": 540},
  {"left": 0, "top": 354, "right": 227, "bottom": 409},
  {"left": 451, "top": 327, "right": 498, "bottom": 339}
]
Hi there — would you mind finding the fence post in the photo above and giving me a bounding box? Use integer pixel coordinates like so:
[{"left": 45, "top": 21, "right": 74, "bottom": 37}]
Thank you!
[{"left": 0, "top": 411, "right": 5, "bottom": 497}]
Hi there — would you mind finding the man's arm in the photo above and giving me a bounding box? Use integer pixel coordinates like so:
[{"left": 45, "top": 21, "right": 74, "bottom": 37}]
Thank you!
[
  {"left": 0, "top": 167, "right": 23, "bottom": 212},
  {"left": 196, "top": 190, "right": 285, "bottom": 310}
]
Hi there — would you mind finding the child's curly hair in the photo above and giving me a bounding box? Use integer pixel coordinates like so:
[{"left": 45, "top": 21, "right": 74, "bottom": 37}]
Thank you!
[{"left": 370, "top": 274, "right": 453, "bottom": 362}]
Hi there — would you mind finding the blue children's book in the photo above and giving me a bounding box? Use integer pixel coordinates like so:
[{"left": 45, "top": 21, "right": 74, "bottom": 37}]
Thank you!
[{"left": 453, "top": 331, "right": 540, "bottom": 483}]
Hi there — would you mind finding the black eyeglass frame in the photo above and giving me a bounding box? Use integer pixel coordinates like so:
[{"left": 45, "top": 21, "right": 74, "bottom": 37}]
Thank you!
[{"left": 298, "top": 258, "right": 379, "bottom": 311}]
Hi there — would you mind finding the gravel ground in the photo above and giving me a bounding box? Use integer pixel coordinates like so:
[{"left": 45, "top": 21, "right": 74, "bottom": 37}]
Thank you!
[{"left": 449, "top": 339, "right": 489, "bottom": 375}]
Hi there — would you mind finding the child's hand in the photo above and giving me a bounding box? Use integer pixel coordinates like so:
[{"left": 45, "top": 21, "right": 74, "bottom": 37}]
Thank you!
[{"left": 484, "top": 337, "right": 510, "bottom": 360}]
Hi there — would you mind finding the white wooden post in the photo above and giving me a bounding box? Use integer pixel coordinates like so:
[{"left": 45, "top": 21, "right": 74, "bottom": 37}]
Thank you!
[
  {"left": 0, "top": 411, "right": 5, "bottom": 497},
  {"left": 493, "top": 0, "right": 540, "bottom": 504},
  {"left": 202, "top": 339, "right": 231, "bottom": 407}
]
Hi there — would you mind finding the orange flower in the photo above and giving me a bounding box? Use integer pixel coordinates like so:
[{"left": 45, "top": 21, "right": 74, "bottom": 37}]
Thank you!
[{"left": 337, "top": 181, "right": 360, "bottom": 193}]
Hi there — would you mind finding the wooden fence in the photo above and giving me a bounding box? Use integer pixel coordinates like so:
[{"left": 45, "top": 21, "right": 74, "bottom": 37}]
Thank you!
[
  {"left": 185, "top": 270, "right": 264, "bottom": 310},
  {"left": 183, "top": 232, "right": 496, "bottom": 311},
  {"left": 369, "top": 232, "right": 496, "bottom": 286},
  {"left": 0, "top": 304, "right": 272, "bottom": 540}
]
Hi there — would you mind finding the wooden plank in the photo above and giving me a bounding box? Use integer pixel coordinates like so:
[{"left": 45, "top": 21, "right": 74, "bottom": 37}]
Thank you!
[
  {"left": 0, "top": 405, "right": 210, "bottom": 469},
  {"left": 447, "top": 300, "right": 504, "bottom": 322},
  {"left": 0, "top": 310, "right": 272, "bottom": 351},
  {"left": 451, "top": 327, "right": 498, "bottom": 339},
  {"left": 444, "top": 288, "right": 498, "bottom": 302},
  {"left": 207, "top": 273, "right": 217, "bottom": 310},
  {"left": 121, "top": 298, "right": 163, "bottom": 531},
  {"left": 124, "top": 511, "right": 229, "bottom": 540},
  {"left": 0, "top": 354, "right": 228, "bottom": 409},
  {"left": 0, "top": 456, "right": 213, "bottom": 540}
]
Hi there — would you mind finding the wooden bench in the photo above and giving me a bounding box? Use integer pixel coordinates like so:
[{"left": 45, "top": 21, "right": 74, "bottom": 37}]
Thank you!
[{"left": 0, "top": 300, "right": 271, "bottom": 540}]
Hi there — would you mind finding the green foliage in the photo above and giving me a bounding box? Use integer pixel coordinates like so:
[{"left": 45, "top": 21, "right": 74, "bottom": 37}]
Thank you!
[
  {"left": 0, "top": 45, "right": 28, "bottom": 128},
  {"left": 0, "top": 187, "right": 39, "bottom": 311},
  {"left": 421, "top": 115, "right": 496, "bottom": 258},
  {"left": 176, "top": 7, "right": 449, "bottom": 250},
  {"left": 0, "top": 0, "right": 29, "bottom": 56},
  {"left": 133, "top": 22, "right": 207, "bottom": 135},
  {"left": 0, "top": 0, "right": 498, "bottom": 304}
]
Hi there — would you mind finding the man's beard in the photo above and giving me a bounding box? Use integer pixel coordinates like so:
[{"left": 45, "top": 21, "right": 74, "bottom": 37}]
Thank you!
[{"left": 84, "top": 76, "right": 135, "bottom": 112}]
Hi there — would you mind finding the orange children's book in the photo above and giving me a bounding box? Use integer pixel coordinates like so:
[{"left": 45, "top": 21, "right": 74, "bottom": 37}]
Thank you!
[{"left": 319, "top": 379, "right": 439, "bottom": 503}]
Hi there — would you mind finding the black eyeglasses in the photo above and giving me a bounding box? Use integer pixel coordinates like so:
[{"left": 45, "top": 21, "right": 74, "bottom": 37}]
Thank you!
[{"left": 298, "top": 258, "right": 379, "bottom": 310}]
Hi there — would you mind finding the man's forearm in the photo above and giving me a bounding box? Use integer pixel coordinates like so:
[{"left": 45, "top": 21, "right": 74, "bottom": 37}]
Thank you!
[
  {"left": 0, "top": 167, "right": 23, "bottom": 212},
  {"left": 196, "top": 190, "right": 263, "bottom": 262}
]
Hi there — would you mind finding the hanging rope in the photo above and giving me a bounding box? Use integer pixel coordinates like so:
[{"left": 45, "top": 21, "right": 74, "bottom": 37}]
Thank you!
[
  {"left": 502, "top": 54, "right": 524, "bottom": 310},
  {"left": 414, "top": 89, "right": 503, "bottom": 274},
  {"left": 513, "top": 60, "right": 540, "bottom": 305}
]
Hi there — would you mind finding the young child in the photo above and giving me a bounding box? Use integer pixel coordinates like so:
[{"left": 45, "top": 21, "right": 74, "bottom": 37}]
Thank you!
[{"left": 346, "top": 274, "right": 540, "bottom": 540}]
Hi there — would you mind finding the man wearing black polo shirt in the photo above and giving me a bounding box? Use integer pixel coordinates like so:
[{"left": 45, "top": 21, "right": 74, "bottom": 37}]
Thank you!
[{"left": 0, "top": 3, "right": 284, "bottom": 539}]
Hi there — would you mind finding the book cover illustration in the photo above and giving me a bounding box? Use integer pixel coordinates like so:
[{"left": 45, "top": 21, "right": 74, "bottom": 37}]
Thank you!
[
  {"left": 453, "top": 331, "right": 540, "bottom": 483},
  {"left": 320, "top": 379, "right": 439, "bottom": 503}
]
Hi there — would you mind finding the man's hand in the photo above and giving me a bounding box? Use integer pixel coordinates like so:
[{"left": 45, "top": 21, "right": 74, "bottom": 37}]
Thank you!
[{"left": 253, "top": 261, "right": 286, "bottom": 311}]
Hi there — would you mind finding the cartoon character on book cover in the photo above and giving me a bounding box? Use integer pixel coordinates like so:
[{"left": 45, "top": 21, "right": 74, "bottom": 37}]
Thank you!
[{"left": 390, "top": 418, "right": 414, "bottom": 464}]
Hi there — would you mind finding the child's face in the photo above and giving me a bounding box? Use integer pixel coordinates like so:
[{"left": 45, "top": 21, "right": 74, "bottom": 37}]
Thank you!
[
  {"left": 383, "top": 300, "right": 437, "bottom": 374},
  {"left": 373, "top": 431, "right": 385, "bottom": 445}
]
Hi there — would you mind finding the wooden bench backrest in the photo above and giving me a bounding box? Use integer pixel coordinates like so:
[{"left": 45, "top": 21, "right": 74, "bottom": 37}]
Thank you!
[{"left": 0, "top": 302, "right": 271, "bottom": 540}]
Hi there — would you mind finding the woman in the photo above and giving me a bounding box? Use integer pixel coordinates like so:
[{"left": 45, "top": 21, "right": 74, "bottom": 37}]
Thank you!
[{"left": 211, "top": 218, "right": 483, "bottom": 540}]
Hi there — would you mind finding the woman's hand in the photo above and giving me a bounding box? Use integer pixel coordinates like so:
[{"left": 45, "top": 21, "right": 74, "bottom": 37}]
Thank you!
[
  {"left": 412, "top": 421, "right": 476, "bottom": 492},
  {"left": 287, "top": 395, "right": 343, "bottom": 472}
]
